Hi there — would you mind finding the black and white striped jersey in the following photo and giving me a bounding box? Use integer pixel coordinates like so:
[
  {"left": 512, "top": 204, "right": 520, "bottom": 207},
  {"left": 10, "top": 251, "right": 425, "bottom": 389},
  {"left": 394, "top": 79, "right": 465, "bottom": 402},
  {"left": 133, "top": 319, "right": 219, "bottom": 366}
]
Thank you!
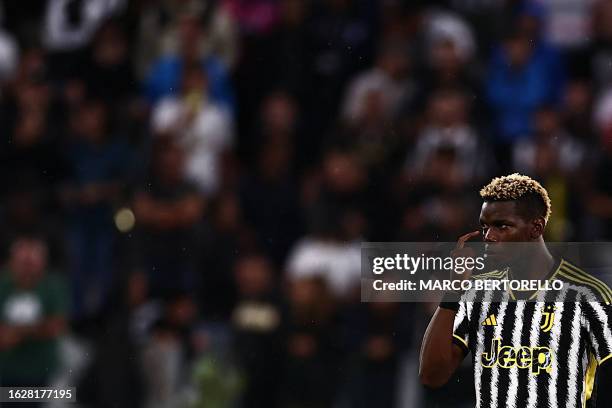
[{"left": 452, "top": 258, "right": 612, "bottom": 408}]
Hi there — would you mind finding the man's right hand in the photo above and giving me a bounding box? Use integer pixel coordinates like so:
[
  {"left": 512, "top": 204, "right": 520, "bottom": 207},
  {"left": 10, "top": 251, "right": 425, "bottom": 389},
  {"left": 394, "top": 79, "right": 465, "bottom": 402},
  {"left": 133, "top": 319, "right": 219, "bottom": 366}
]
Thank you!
[{"left": 450, "top": 230, "right": 480, "bottom": 282}]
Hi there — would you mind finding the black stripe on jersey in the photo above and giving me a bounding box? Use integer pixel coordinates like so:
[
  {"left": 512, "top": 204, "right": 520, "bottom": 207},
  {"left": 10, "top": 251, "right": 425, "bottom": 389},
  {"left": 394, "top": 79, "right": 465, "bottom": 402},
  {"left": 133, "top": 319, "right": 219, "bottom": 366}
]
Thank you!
[
  {"left": 476, "top": 300, "right": 503, "bottom": 407},
  {"left": 495, "top": 301, "right": 516, "bottom": 407},
  {"left": 555, "top": 289, "right": 580, "bottom": 408},
  {"left": 516, "top": 301, "right": 537, "bottom": 407},
  {"left": 466, "top": 289, "right": 486, "bottom": 356}
]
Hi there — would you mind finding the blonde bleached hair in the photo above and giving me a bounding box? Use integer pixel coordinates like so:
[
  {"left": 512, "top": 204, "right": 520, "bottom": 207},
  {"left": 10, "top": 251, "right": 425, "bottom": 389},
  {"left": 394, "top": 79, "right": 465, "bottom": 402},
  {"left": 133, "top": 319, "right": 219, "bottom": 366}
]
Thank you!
[{"left": 480, "top": 173, "right": 552, "bottom": 223}]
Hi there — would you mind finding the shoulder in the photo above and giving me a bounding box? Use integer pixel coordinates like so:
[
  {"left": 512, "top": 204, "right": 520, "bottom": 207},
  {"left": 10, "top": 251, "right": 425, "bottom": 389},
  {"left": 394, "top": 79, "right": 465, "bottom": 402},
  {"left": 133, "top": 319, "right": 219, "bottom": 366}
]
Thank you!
[{"left": 556, "top": 259, "right": 612, "bottom": 305}]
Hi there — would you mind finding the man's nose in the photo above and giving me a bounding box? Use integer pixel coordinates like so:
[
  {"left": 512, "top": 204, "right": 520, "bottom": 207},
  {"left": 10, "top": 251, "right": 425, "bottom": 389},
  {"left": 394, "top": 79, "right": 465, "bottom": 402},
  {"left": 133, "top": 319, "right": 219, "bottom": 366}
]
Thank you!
[{"left": 484, "top": 229, "right": 498, "bottom": 242}]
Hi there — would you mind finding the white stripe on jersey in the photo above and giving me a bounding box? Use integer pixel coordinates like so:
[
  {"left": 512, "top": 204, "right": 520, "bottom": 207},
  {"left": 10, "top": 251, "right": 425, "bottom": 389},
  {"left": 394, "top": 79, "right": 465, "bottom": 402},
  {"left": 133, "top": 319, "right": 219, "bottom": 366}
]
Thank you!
[
  {"left": 454, "top": 301, "right": 467, "bottom": 333},
  {"left": 547, "top": 287, "right": 569, "bottom": 408},
  {"left": 573, "top": 285, "right": 602, "bottom": 358},
  {"left": 475, "top": 290, "right": 494, "bottom": 408},
  {"left": 505, "top": 300, "right": 526, "bottom": 408},
  {"left": 566, "top": 293, "right": 584, "bottom": 408},
  {"left": 588, "top": 300, "right": 612, "bottom": 360},
  {"left": 489, "top": 293, "right": 509, "bottom": 408},
  {"left": 526, "top": 292, "right": 546, "bottom": 408},
  {"left": 581, "top": 347, "right": 588, "bottom": 405}
]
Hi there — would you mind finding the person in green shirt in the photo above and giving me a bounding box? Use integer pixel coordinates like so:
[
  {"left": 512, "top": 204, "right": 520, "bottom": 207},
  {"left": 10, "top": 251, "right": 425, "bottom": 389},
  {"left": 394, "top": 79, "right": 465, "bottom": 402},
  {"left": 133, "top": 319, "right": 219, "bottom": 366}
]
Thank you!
[{"left": 0, "top": 236, "right": 68, "bottom": 387}]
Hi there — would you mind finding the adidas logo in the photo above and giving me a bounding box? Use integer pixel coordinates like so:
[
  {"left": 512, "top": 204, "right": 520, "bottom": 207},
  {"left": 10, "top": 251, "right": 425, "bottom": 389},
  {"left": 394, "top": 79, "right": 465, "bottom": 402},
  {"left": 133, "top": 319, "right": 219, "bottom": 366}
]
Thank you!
[{"left": 482, "top": 314, "right": 497, "bottom": 326}]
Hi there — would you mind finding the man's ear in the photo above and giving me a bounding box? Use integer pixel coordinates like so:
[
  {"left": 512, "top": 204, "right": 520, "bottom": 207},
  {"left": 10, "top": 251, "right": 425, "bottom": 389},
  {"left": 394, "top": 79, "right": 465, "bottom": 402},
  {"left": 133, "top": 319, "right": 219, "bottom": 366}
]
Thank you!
[{"left": 531, "top": 218, "right": 545, "bottom": 239}]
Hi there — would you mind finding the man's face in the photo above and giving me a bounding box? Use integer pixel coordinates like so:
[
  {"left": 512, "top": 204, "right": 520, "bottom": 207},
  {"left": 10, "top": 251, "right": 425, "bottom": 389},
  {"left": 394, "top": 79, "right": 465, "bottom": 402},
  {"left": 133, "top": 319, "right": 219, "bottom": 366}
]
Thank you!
[
  {"left": 479, "top": 201, "right": 534, "bottom": 242},
  {"left": 479, "top": 201, "right": 538, "bottom": 263},
  {"left": 9, "top": 239, "right": 47, "bottom": 287}
]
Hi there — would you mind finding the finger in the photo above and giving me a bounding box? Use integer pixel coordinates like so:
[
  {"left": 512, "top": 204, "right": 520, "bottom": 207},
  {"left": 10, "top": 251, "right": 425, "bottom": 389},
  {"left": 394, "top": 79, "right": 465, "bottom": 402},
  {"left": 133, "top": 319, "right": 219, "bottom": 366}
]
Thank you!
[{"left": 456, "top": 230, "right": 480, "bottom": 249}]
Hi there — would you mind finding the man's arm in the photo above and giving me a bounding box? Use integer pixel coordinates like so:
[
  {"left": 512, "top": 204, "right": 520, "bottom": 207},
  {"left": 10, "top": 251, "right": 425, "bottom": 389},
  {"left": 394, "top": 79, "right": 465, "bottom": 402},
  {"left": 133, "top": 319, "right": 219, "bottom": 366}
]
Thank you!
[
  {"left": 419, "top": 306, "right": 466, "bottom": 388},
  {"left": 420, "top": 230, "right": 479, "bottom": 388},
  {"left": 18, "top": 316, "right": 67, "bottom": 340},
  {"left": 0, "top": 316, "right": 66, "bottom": 350}
]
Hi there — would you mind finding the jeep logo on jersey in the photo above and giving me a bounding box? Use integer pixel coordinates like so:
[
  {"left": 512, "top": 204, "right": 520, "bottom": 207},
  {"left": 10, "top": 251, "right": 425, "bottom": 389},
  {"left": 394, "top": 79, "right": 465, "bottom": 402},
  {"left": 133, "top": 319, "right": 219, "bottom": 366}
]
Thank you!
[{"left": 481, "top": 338, "right": 553, "bottom": 375}]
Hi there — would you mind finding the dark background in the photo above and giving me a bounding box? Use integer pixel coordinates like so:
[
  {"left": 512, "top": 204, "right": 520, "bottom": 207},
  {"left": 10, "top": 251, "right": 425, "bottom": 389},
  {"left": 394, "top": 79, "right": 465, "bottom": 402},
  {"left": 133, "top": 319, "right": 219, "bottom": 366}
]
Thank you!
[{"left": 0, "top": 0, "right": 611, "bottom": 407}]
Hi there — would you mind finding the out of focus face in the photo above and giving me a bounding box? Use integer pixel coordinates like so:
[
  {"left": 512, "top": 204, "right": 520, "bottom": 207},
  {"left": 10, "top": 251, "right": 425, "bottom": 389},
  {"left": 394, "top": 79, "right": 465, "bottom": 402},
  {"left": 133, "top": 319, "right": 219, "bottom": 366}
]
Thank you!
[
  {"left": 534, "top": 109, "right": 559, "bottom": 136},
  {"left": 93, "top": 24, "right": 127, "bottom": 67},
  {"left": 235, "top": 256, "right": 273, "bottom": 297},
  {"left": 323, "top": 151, "right": 365, "bottom": 193},
  {"left": 565, "top": 81, "right": 591, "bottom": 115},
  {"left": 14, "top": 110, "right": 46, "bottom": 146},
  {"left": 506, "top": 37, "right": 531, "bottom": 68},
  {"left": 78, "top": 102, "right": 107, "bottom": 143},
  {"left": 430, "top": 40, "right": 461, "bottom": 72},
  {"left": 380, "top": 51, "right": 408, "bottom": 79},
  {"left": 429, "top": 94, "right": 466, "bottom": 127},
  {"left": 9, "top": 239, "right": 48, "bottom": 288},
  {"left": 262, "top": 93, "right": 297, "bottom": 133}
]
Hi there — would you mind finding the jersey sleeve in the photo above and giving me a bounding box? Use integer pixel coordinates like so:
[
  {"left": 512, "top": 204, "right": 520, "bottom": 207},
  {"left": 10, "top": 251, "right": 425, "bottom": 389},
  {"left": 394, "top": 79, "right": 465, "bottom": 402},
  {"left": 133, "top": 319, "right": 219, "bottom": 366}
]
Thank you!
[
  {"left": 583, "top": 300, "right": 612, "bottom": 366},
  {"left": 452, "top": 300, "right": 470, "bottom": 355}
]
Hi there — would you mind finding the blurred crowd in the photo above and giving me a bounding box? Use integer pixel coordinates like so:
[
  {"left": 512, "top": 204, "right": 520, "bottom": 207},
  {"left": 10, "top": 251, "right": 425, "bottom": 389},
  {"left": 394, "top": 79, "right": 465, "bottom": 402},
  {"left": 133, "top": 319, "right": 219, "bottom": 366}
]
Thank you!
[{"left": 1, "top": 0, "right": 612, "bottom": 407}]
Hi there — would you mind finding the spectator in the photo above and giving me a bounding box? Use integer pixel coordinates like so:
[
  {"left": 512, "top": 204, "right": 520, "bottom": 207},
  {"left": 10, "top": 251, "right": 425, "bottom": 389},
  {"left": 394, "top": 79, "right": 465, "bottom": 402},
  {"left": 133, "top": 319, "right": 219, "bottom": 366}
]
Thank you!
[
  {"left": 140, "top": 290, "right": 198, "bottom": 408},
  {"left": 341, "top": 40, "right": 412, "bottom": 126},
  {"left": 240, "top": 138, "right": 302, "bottom": 265},
  {"left": 243, "top": 90, "right": 301, "bottom": 168},
  {"left": 280, "top": 276, "right": 343, "bottom": 407},
  {"left": 61, "top": 98, "right": 130, "bottom": 321},
  {"left": 513, "top": 106, "right": 586, "bottom": 177},
  {"left": 301, "top": 0, "right": 378, "bottom": 133},
  {"left": 586, "top": 87, "right": 612, "bottom": 238},
  {"left": 152, "top": 63, "right": 233, "bottom": 194},
  {"left": 83, "top": 20, "right": 137, "bottom": 105},
  {"left": 132, "top": 138, "right": 205, "bottom": 298},
  {"left": 567, "top": 0, "right": 612, "bottom": 87},
  {"left": 286, "top": 203, "right": 361, "bottom": 300},
  {"left": 135, "top": 0, "right": 238, "bottom": 78},
  {"left": 398, "top": 145, "right": 478, "bottom": 241},
  {"left": 0, "top": 237, "right": 68, "bottom": 388},
  {"left": 534, "top": 0, "right": 595, "bottom": 50},
  {"left": 0, "top": 76, "right": 61, "bottom": 200},
  {"left": 413, "top": 9, "right": 483, "bottom": 117},
  {"left": 233, "top": 0, "right": 310, "bottom": 146},
  {"left": 43, "top": 0, "right": 126, "bottom": 80},
  {"left": 406, "top": 89, "right": 492, "bottom": 185},
  {"left": 486, "top": 28, "right": 564, "bottom": 148},
  {"left": 513, "top": 106, "right": 588, "bottom": 240},
  {"left": 562, "top": 78, "right": 596, "bottom": 146},
  {"left": 145, "top": 8, "right": 234, "bottom": 111},
  {"left": 231, "top": 253, "right": 283, "bottom": 408},
  {"left": 342, "top": 302, "right": 412, "bottom": 407},
  {"left": 197, "top": 192, "right": 253, "bottom": 320}
]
